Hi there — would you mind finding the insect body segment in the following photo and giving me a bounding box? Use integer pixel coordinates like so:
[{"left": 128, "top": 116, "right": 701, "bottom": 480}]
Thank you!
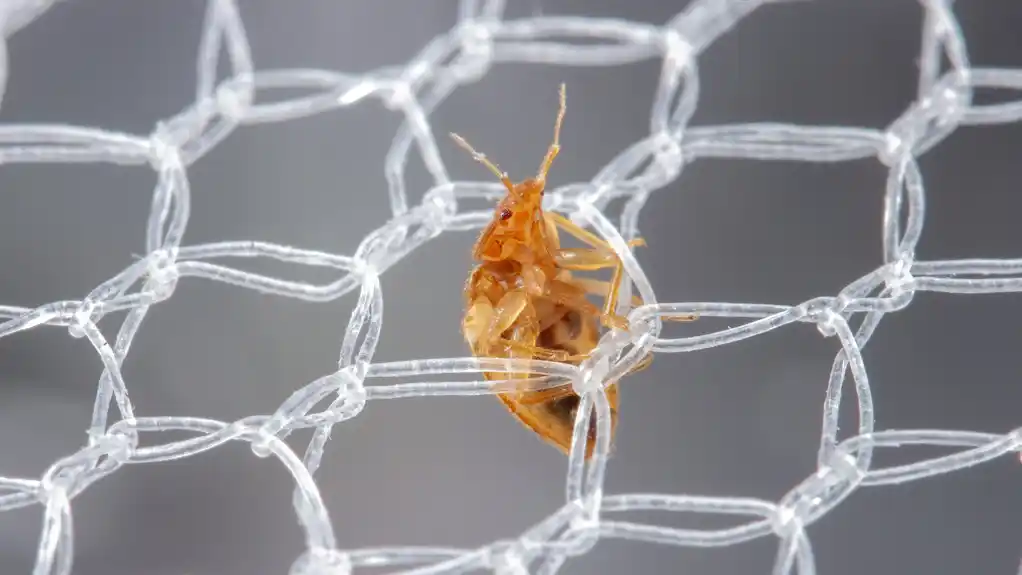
[{"left": 454, "top": 84, "right": 696, "bottom": 459}]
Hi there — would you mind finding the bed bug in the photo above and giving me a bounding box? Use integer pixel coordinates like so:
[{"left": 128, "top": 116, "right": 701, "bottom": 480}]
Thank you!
[{"left": 451, "top": 84, "right": 696, "bottom": 459}]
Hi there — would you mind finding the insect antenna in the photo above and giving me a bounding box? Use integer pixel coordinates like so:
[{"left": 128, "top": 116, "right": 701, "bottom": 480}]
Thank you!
[
  {"left": 450, "top": 132, "right": 513, "bottom": 191},
  {"left": 537, "top": 83, "right": 566, "bottom": 182}
]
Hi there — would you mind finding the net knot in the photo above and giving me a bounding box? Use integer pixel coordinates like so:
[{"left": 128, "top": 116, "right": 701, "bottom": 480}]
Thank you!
[
  {"left": 458, "top": 21, "right": 493, "bottom": 54},
  {"left": 882, "top": 257, "right": 915, "bottom": 297},
  {"left": 423, "top": 183, "right": 457, "bottom": 221},
  {"left": 37, "top": 469, "right": 74, "bottom": 505},
  {"left": 801, "top": 297, "right": 842, "bottom": 337},
  {"left": 930, "top": 83, "right": 966, "bottom": 128},
  {"left": 98, "top": 425, "right": 139, "bottom": 465},
  {"left": 660, "top": 28, "right": 693, "bottom": 74},
  {"left": 1009, "top": 427, "right": 1022, "bottom": 463},
  {"left": 147, "top": 121, "right": 183, "bottom": 170},
  {"left": 353, "top": 257, "right": 379, "bottom": 285},
  {"left": 815, "top": 309, "right": 839, "bottom": 338},
  {"left": 289, "top": 547, "right": 351, "bottom": 575},
  {"left": 773, "top": 448, "right": 864, "bottom": 538},
  {"left": 651, "top": 131, "right": 684, "bottom": 177},
  {"left": 39, "top": 428, "right": 132, "bottom": 500},
  {"left": 143, "top": 248, "right": 180, "bottom": 301},
  {"left": 489, "top": 542, "right": 529, "bottom": 575},
  {"left": 878, "top": 130, "right": 908, "bottom": 167},
  {"left": 215, "top": 76, "right": 252, "bottom": 121},
  {"left": 312, "top": 367, "right": 368, "bottom": 425},
  {"left": 257, "top": 369, "right": 366, "bottom": 453},
  {"left": 249, "top": 428, "right": 278, "bottom": 459},
  {"left": 354, "top": 223, "right": 406, "bottom": 278},
  {"left": 382, "top": 81, "right": 414, "bottom": 110},
  {"left": 561, "top": 511, "right": 601, "bottom": 557},
  {"left": 576, "top": 329, "right": 630, "bottom": 396},
  {"left": 820, "top": 448, "right": 865, "bottom": 484},
  {"left": 574, "top": 352, "right": 611, "bottom": 396},
  {"left": 453, "top": 21, "right": 494, "bottom": 82},
  {"left": 770, "top": 504, "right": 803, "bottom": 539},
  {"left": 569, "top": 496, "right": 601, "bottom": 533},
  {"left": 67, "top": 300, "right": 97, "bottom": 339}
]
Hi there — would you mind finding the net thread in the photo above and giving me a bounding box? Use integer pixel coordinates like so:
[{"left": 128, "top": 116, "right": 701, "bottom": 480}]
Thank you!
[{"left": 0, "top": 0, "right": 1020, "bottom": 574}]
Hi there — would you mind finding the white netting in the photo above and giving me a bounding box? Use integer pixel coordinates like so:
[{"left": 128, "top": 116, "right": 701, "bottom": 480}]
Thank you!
[{"left": 1, "top": 0, "right": 1020, "bottom": 573}]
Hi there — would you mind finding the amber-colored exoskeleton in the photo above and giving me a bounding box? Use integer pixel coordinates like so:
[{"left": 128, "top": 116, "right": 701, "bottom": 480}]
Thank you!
[{"left": 452, "top": 84, "right": 697, "bottom": 459}]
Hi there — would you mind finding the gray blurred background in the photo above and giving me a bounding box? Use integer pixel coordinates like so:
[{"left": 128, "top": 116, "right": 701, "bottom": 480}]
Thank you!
[{"left": 0, "top": 0, "right": 1020, "bottom": 574}]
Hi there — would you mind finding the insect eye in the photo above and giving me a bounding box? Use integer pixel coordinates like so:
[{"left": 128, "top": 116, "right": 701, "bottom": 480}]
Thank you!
[{"left": 499, "top": 208, "right": 512, "bottom": 221}]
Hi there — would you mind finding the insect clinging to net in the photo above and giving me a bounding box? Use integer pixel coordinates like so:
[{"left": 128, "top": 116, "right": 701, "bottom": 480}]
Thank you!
[{"left": 451, "top": 84, "right": 697, "bottom": 459}]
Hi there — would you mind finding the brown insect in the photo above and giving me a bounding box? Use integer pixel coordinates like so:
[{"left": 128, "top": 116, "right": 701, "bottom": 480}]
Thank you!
[{"left": 452, "top": 84, "right": 696, "bottom": 459}]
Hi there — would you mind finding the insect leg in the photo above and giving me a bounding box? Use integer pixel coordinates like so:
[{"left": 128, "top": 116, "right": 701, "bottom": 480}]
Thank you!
[
  {"left": 571, "top": 277, "right": 698, "bottom": 323},
  {"left": 515, "top": 386, "right": 577, "bottom": 405},
  {"left": 552, "top": 245, "right": 644, "bottom": 272},
  {"left": 545, "top": 211, "right": 699, "bottom": 323},
  {"left": 495, "top": 338, "right": 589, "bottom": 363},
  {"left": 623, "top": 352, "right": 654, "bottom": 376},
  {"left": 544, "top": 279, "right": 630, "bottom": 331},
  {"left": 516, "top": 348, "right": 651, "bottom": 406},
  {"left": 544, "top": 212, "right": 637, "bottom": 320},
  {"left": 492, "top": 336, "right": 584, "bottom": 405},
  {"left": 462, "top": 296, "right": 495, "bottom": 349},
  {"left": 544, "top": 210, "right": 627, "bottom": 252},
  {"left": 477, "top": 290, "right": 544, "bottom": 388},
  {"left": 465, "top": 289, "right": 532, "bottom": 357},
  {"left": 484, "top": 289, "right": 532, "bottom": 349},
  {"left": 548, "top": 245, "right": 633, "bottom": 324},
  {"left": 570, "top": 277, "right": 643, "bottom": 307},
  {"left": 486, "top": 300, "right": 589, "bottom": 410}
]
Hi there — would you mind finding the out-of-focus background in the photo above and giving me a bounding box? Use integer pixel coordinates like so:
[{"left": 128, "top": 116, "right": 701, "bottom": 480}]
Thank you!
[{"left": 0, "top": 1, "right": 1019, "bottom": 574}]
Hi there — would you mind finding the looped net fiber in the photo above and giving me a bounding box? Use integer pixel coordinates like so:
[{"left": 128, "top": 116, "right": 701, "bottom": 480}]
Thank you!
[{"left": 1, "top": 0, "right": 1021, "bottom": 574}]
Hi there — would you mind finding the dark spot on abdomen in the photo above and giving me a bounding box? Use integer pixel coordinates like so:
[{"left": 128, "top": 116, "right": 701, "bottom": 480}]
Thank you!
[
  {"left": 551, "top": 394, "right": 579, "bottom": 419},
  {"left": 550, "top": 394, "right": 599, "bottom": 443}
]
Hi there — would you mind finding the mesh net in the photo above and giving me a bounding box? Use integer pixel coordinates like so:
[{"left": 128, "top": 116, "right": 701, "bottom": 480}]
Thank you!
[{"left": 2, "top": 0, "right": 1021, "bottom": 573}]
